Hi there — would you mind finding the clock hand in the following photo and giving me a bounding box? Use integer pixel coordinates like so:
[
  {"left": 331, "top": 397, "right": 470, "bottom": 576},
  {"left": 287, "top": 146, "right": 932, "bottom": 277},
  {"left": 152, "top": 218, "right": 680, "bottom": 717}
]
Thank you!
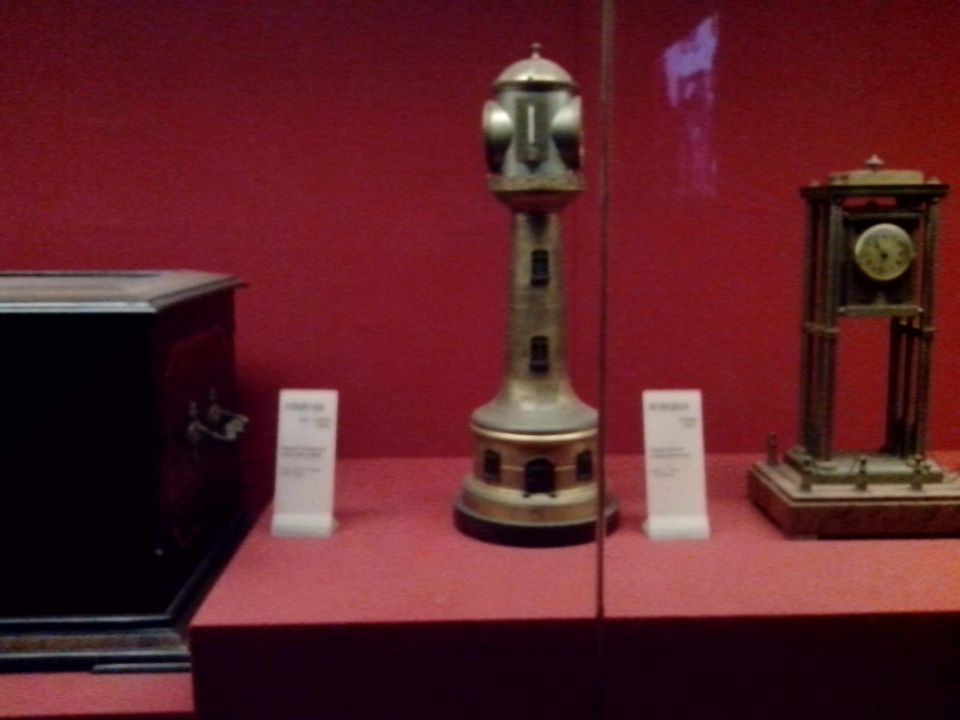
[{"left": 868, "top": 235, "right": 887, "bottom": 261}]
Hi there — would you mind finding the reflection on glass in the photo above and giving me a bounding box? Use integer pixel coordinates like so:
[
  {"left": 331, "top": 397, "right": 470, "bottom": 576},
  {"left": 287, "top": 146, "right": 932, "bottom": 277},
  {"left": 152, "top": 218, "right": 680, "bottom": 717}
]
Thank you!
[{"left": 663, "top": 14, "right": 718, "bottom": 198}]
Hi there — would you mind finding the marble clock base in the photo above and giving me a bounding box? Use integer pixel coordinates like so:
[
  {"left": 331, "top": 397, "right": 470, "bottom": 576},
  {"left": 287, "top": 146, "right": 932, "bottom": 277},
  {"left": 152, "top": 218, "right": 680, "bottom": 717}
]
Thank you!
[{"left": 749, "top": 460, "right": 960, "bottom": 538}]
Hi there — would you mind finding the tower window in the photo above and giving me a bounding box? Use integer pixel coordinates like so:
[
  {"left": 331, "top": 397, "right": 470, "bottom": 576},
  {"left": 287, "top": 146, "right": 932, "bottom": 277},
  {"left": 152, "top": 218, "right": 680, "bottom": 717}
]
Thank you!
[
  {"left": 576, "top": 450, "right": 593, "bottom": 481},
  {"left": 524, "top": 457, "right": 556, "bottom": 495},
  {"left": 483, "top": 450, "right": 501, "bottom": 482},
  {"left": 530, "top": 336, "right": 549, "bottom": 374},
  {"left": 531, "top": 250, "right": 550, "bottom": 287}
]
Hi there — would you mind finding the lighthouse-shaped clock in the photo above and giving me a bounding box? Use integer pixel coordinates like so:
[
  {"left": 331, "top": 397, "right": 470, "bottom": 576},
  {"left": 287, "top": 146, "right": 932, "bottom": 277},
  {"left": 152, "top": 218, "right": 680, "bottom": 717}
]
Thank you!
[
  {"left": 750, "top": 156, "right": 960, "bottom": 537},
  {"left": 453, "top": 46, "right": 618, "bottom": 546}
]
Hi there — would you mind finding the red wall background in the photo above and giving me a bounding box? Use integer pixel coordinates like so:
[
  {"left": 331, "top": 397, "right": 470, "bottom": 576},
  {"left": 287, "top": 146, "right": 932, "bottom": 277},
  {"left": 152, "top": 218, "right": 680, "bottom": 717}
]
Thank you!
[{"left": 4, "top": 1, "right": 960, "bottom": 505}]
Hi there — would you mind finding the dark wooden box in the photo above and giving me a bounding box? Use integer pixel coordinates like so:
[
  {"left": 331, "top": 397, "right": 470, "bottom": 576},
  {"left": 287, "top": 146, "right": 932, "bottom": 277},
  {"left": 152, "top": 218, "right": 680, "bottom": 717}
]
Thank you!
[{"left": 0, "top": 271, "right": 247, "bottom": 672}]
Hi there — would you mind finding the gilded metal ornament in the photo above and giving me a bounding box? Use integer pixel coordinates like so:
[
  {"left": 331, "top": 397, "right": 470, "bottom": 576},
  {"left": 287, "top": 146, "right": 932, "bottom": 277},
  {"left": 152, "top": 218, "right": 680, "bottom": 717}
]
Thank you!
[{"left": 749, "top": 157, "right": 960, "bottom": 537}]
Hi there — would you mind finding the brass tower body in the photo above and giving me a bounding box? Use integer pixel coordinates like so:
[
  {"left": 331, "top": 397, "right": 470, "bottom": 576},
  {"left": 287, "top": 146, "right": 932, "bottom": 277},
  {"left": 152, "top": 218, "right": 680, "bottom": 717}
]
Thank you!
[{"left": 454, "top": 47, "right": 618, "bottom": 546}]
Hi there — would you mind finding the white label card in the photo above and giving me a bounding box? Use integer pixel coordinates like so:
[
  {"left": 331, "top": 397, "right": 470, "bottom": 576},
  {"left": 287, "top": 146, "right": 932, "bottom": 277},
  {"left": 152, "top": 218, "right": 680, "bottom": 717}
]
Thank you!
[
  {"left": 272, "top": 389, "right": 338, "bottom": 538},
  {"left": 642, "top": 389, "right": 710, "bottom": 540}
]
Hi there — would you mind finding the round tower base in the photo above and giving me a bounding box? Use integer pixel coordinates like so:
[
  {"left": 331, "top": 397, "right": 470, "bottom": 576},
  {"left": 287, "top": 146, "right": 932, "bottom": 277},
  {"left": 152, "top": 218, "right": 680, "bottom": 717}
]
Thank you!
[{"left": 453, "top": 495, "right": 619, "bottom": 548}]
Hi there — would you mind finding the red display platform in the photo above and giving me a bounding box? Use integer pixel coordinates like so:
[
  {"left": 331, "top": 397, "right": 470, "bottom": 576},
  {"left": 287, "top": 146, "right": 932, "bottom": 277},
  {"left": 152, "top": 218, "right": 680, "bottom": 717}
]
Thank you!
[
  {"left": 0, "top": 672, "right": 193, "bottom": 719},
  {"left": 603, "top": 454, "right": 960, "bottom": 719},
  {"left": 192, "top": 454, "right": 960, "bottom": 720},
  {"left": 191, "top": 456, "right": 599, "bottom": 720}
]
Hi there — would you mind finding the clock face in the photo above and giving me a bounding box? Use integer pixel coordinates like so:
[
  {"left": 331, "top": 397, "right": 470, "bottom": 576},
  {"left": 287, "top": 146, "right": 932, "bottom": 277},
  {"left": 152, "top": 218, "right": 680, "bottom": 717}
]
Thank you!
[{"left": 853, "top": 223, "right": 915, "bottom": 282}]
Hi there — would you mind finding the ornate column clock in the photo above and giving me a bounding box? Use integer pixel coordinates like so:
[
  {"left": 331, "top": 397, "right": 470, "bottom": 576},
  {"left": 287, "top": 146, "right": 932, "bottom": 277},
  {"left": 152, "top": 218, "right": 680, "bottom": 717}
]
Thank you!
[
  {"left": 453, "top": 46, "right": 618, "bottom": 546},
  {"left": 750, "top": 156, "right": 960, "bottom": 537}
]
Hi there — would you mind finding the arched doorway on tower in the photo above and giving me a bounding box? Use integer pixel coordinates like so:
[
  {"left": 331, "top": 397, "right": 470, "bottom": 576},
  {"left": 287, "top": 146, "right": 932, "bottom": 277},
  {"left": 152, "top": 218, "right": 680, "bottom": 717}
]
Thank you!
[{"left": 524, "top": 457, "right": 555, "bottom": 495}]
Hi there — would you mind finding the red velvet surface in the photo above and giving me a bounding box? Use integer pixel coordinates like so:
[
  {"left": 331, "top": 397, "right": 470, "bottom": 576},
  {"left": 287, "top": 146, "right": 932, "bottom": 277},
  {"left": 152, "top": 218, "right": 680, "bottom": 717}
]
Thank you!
[
  {"left": 0, "top": 673, "right": 193, "bottom": 720},
  {"left": 608, "top": 455, "right": 960, "bottom": 619},
  {"left": 194, "top": 457, "right": 595, "bottom": 627},
  {"left": 190, "top": 455, "right": 960, "bottom": 719},
  {"left": 5, "top": 2, "right": 960, "bottom": 515}
]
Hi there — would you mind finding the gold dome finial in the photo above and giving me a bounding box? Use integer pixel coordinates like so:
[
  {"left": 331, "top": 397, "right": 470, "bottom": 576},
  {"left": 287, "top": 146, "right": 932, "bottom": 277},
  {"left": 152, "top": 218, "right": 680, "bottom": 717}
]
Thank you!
[{"left": 866, "top": 154, "right": 885, "bottom": 172}]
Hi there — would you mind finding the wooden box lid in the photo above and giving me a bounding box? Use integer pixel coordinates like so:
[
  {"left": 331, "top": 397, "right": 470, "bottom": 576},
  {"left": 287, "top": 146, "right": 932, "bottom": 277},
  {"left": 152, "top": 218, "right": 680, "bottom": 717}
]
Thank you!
[{"left": 0, "top": 270, "right": 242, "bottom": 314}]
